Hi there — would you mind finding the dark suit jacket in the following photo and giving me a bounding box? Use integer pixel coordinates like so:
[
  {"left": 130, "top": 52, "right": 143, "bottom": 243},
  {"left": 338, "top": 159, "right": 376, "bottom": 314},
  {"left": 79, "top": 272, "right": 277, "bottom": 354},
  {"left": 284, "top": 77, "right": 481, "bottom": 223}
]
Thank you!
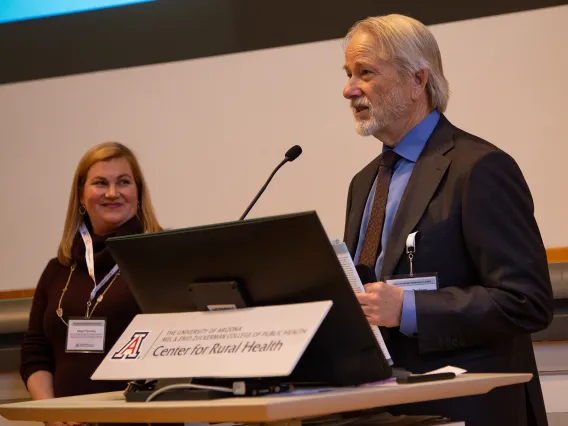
[{"left": 343, "top": 115, "right": 554, "bottom": 426}]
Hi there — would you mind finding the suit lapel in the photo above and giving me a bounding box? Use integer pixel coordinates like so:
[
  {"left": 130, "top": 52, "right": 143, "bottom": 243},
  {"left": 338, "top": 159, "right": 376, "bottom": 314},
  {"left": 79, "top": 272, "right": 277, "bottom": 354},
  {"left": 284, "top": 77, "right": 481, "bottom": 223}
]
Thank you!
[
  {"left": 380, "top": 117, "right": 455, "bottom": 279},
  {"left": 346, "top": 156, "right": 381, "bottom": 256}
]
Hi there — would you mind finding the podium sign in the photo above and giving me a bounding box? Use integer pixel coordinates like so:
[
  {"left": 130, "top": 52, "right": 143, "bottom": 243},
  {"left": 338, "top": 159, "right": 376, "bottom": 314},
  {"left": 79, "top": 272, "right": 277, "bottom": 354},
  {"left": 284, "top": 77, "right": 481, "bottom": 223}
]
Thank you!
[{"left": 91, "top": 301, "right": 332, "bottom": 381}]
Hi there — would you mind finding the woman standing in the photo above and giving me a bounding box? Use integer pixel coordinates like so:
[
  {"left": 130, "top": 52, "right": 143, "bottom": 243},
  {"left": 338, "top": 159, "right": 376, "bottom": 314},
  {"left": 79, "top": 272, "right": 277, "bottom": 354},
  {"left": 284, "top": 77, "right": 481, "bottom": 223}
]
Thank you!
[{"left": 20, "top": 142, "right": 162, "bottom": 413}]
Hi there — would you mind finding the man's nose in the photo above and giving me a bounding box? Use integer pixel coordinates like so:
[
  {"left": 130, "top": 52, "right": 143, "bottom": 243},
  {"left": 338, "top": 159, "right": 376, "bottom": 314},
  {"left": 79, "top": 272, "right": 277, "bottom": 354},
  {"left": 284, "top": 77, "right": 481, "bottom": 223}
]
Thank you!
[{"left": 343, "top": 79, "right": 362, "bottom": 99}]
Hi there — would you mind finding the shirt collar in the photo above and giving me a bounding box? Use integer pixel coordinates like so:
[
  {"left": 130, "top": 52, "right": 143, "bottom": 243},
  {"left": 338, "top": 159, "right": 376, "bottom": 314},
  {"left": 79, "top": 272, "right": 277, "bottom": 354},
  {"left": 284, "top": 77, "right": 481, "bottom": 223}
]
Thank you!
[{"left": 383, "top": 109, "right": 441, "bottom": 163}]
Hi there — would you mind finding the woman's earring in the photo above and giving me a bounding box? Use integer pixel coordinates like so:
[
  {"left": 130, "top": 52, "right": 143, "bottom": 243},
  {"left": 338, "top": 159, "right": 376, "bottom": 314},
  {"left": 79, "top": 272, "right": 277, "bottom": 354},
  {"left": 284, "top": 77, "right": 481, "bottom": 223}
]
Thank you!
[{"left": 79, "top": 205, "right": 86, "bottom": 215}]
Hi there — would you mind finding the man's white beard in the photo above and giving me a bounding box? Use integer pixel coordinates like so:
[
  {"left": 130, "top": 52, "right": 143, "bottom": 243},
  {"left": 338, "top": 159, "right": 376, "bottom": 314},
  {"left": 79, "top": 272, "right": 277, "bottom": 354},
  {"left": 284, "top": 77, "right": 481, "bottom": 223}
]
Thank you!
[
  {"left": 353, "top": 88, "right": 409, "bottom": 137},
  {"left": 355, "top": 113, "right": 380, "bottom": 137}
]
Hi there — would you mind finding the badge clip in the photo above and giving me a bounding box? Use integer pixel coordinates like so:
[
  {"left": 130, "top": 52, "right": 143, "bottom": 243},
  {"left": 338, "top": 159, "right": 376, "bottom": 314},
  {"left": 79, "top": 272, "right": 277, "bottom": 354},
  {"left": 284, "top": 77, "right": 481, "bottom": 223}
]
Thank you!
[{"left": 406, "top": 232, "right": 418, "bottom": 277}]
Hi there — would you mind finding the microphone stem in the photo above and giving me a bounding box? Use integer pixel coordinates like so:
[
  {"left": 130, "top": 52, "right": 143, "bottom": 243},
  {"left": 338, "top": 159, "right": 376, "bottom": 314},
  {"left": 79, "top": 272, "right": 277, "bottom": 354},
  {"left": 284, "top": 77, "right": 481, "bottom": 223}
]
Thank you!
[{"left": 239, "top": 158, "right": 289, "bottom": 221}]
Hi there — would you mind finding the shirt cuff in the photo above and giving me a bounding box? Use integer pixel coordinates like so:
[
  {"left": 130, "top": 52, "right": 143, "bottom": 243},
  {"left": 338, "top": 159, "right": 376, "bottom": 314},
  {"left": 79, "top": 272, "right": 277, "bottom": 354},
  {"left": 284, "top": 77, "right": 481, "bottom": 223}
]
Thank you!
[{"left": 399, "top": 290, "right": 418, "bottom": 338}]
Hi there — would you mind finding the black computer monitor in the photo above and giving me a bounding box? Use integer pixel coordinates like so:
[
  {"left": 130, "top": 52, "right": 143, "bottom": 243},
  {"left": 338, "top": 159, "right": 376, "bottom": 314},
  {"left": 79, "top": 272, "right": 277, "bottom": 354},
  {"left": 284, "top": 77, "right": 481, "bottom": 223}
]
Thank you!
[{"left": 106, "top": 211, "right": 392, "bottom": 387}]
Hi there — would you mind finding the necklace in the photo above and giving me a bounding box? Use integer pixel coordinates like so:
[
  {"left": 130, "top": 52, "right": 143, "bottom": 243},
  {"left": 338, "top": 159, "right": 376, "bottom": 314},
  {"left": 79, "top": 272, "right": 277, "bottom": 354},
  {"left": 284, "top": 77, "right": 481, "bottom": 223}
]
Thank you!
[{"left": 56, "top": 264, "right": 120, "bottom": 326}]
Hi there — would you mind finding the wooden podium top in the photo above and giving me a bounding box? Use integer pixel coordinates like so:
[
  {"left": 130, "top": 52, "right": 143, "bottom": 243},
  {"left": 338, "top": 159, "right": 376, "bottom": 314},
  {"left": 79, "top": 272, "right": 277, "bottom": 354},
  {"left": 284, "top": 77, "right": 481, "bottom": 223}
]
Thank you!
[{"left": 0, "top": 373, "right": 531, "bottom": 424}]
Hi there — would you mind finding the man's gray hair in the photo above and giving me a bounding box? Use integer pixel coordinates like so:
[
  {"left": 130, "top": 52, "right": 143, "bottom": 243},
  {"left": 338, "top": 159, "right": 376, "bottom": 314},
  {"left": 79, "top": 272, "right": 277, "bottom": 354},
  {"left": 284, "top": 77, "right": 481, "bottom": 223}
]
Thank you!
[{"left": 344, "top": 14, "right": 450, "bottom": 113}]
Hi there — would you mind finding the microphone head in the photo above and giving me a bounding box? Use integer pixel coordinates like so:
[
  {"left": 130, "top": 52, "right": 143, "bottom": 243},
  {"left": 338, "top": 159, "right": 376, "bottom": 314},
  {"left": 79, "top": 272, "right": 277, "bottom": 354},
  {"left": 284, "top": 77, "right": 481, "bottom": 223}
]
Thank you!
[{"left": 285, "top": 145, "right": 302, "bottom": 162}]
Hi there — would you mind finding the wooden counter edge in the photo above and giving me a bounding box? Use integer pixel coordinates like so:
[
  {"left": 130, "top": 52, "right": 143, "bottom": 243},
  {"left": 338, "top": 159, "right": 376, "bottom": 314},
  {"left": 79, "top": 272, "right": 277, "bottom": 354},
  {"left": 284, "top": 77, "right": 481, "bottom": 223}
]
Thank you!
[
  {"left": 546, "top": 247, "right": 568, "bottom": 264},
  {"left": 0, "top": 373, "right": 532, "bottom": 424}
]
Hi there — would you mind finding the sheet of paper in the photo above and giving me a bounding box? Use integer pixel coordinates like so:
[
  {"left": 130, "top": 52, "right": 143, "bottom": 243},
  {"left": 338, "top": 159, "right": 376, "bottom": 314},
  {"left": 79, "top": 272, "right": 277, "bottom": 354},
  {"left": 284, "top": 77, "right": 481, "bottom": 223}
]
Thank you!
[
  {"left": 425, "top": 365, "right": 467, "bottom": 376},
  {"left": 331, "top": 240, "right": 393, "bottom": 365}
]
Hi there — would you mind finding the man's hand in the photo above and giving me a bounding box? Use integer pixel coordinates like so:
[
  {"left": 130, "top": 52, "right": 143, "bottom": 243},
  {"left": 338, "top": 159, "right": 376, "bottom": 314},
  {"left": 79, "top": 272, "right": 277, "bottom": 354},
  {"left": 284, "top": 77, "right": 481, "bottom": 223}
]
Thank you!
[{"left": 356, "top": 282, "right": 404, "bottom": 327}]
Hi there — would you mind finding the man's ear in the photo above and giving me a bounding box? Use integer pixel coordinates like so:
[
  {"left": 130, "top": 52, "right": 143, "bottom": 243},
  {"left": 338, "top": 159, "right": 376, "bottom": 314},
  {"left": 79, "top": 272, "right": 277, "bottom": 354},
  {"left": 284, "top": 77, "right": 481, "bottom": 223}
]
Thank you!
[{"left": 411, "top": 68, "right": 429, "bottom": 101}]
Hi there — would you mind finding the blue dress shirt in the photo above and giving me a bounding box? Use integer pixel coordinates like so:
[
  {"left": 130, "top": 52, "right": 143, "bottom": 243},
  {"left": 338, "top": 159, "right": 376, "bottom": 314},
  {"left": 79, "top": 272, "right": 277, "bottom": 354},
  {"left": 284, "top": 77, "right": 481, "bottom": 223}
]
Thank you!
[{"left": 353, "top": 109, "right": 440, "bottom": 337}]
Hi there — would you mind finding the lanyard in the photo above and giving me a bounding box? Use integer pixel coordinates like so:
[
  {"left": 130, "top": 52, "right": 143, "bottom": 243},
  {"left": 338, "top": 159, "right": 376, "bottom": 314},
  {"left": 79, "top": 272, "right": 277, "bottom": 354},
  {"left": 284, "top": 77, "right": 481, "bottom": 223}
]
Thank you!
[
  {"left": 79, "top": 223, "right": 119, "bottom": 302},
  {"left": 56, "top": 264, "right": 120, "bottom": 324}
]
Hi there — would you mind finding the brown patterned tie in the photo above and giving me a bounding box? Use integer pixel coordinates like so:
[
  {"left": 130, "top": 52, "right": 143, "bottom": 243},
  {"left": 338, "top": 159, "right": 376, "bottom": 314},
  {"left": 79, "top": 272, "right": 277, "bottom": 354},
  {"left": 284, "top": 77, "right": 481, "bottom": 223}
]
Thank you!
[{"left": 358, "top": 149, "right": 400, "bottom": 268}]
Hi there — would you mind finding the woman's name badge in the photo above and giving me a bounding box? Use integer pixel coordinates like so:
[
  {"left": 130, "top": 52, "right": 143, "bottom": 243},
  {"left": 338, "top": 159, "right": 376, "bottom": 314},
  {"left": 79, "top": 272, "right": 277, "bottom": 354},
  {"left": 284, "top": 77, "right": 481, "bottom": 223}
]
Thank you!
[{"left": 65, "top": 317, "right": 106, "bottom": 353}]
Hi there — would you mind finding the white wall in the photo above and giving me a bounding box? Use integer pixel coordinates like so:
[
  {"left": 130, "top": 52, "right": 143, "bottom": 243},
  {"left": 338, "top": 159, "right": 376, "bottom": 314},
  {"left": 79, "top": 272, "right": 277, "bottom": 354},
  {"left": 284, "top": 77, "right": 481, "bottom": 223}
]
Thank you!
[{"left": 0, "top": 5, "right": 566, "bottom": 291}]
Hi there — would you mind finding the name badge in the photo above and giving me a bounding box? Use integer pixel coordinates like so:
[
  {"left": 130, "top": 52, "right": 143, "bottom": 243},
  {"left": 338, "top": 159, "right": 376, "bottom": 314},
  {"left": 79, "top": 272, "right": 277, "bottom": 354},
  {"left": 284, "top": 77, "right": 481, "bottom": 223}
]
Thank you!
[
  {"left": 385, "top": 273, "right": 438, "bottom": 291},
  {"left": 66, "top": 318, "right": 106, "bottom": 353},
  {"left": 384, "top": 231, "right": 438, "bottom": 291}
]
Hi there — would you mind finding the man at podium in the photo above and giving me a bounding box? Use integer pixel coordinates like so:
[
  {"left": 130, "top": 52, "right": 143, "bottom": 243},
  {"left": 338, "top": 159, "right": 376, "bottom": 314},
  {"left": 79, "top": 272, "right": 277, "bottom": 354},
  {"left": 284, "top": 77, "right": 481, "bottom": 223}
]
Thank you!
[{"left": 340, "top": 13, "right": 553, "bottom": 426}]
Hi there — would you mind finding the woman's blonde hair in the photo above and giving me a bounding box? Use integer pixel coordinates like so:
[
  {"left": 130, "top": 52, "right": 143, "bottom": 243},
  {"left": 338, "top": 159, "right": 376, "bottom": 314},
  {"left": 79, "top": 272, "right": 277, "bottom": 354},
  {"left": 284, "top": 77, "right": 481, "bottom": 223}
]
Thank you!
[{"left": 57, "top": 142, "right": 162, "bottom": 265}]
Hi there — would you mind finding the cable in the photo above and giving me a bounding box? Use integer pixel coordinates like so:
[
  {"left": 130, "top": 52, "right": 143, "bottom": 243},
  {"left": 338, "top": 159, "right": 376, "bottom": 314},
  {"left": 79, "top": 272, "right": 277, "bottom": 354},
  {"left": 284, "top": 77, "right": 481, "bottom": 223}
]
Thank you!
[
  {"left": 145, "top": 383, "right": 233, "bottom": 402},
  {"left": 143, "top": 380, "right": 294, "bottom": 402}
]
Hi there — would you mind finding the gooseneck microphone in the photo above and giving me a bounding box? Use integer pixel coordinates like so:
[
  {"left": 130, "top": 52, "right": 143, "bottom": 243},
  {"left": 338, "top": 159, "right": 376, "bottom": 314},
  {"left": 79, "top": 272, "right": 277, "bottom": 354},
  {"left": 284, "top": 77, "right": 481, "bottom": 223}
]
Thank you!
[{"left": 239, "top": 145, "right": 303, "bottom": 221}]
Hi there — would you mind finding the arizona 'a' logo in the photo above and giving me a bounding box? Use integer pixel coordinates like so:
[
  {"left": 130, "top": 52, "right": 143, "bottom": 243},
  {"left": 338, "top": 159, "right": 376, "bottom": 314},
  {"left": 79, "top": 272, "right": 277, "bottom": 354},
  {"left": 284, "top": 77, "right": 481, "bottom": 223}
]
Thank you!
[{"left": 112, "top": 331, "right": 149, "bottom": 359}]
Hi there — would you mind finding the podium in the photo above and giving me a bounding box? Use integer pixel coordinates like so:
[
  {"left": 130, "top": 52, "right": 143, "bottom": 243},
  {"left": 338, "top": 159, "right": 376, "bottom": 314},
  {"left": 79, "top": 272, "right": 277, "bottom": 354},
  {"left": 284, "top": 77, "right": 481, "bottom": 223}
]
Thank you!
[
  {"left": 0, "top": 373, "right": 530, "bottom": 425},
  {"left": 2, "top": 213, "right": 533, "bottom": 425}
]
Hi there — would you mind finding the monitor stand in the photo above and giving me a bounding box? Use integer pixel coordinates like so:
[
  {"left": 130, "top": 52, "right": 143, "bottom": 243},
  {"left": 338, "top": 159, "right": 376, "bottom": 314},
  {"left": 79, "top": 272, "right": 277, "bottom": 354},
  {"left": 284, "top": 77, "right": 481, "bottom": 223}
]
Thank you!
[{"left": 188, "top": 280, "right": 251, "bottom": 311}]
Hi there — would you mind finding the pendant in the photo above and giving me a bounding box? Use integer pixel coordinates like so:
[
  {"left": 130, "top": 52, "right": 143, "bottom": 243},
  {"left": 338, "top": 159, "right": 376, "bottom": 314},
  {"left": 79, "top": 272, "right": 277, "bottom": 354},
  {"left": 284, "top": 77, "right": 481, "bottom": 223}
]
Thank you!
[
  {"left": 97, "top": 294, "right": 104, "bottom": 303},
  {"left": 56, "top": 308, "right": 63, "bottom": 318}
]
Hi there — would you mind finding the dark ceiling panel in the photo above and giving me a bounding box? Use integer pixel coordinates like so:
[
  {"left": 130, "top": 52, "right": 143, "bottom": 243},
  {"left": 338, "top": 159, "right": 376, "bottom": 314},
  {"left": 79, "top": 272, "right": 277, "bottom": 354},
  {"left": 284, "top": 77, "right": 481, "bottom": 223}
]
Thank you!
[{"left": 1, "top": 0, "right": 566, "bottom": 85}]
